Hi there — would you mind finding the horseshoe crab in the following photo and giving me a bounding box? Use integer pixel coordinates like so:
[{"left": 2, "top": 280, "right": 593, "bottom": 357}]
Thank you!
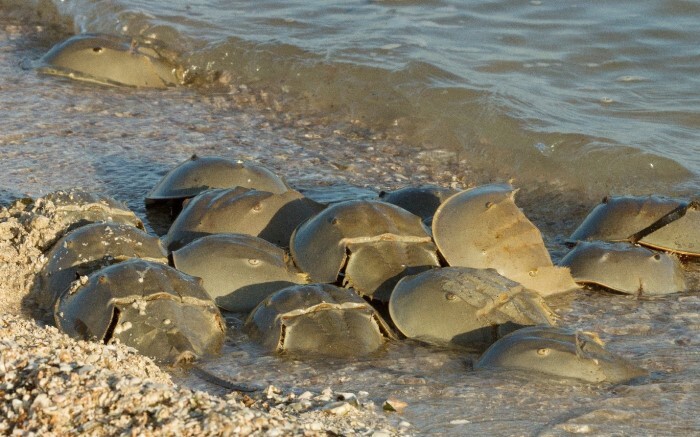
[
  {"left": 37, "top": 189, "right": 144, "bottom": 232},
  {"left": 55, "top": 259, "right": 225, "bottom": 363},
  {"left": 378, "top": 185, "right": 457, "bottom": 225},
  {"left": 31, "top": 34, "right": 178, "bottom": 88},
  {"left": 432, "top": 184, "right": 578, "bottom": 297},
  {"left": 474, "top": 326, "right": 648, "bottom": 383},
  {"left": 290, "top": 200, "right": 440, "bottom": 302},
  {"left": 388, "top": 267, "right": 557, "bottom": 349},
  {"left": 559, "top": 241, "right": 686, "bottom": 296},
  {"left": 146, "top": 155, "right": 289, "bottom": 205},
  {"left": 244, "top": 283, "right": 394, "bottom": 357},
  {"left": 163, "top": 187, "right": 325, "bottom": 251},
  {"left": 569, "top": 195, "right": 700, "bottom": 256},
  {"left": 35, "top": 222, "right": 167, "bottom": 312},
  {"left": 171, "top": 233, "right": 309, "bottom": 312}
]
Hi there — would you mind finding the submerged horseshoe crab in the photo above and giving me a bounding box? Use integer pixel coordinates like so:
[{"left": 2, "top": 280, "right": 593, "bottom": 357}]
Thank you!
[
  {"left": 559, "top": 241, "right": 686, "bottom": 296},
  {"left": 475, "top": 326, "right": 648, "bottom": 384},
  {"left": 35, "top": 222, "right": 167, "bottom": 313},
  {"left": 30, "top": 33, "right": 179, "bottom": 88},
  {"left": 432, "top": 184, "right": 578, "bottom": 297},
  {"left": 290, "top": 200, "right": 440, "bottom": 302},
  {"left": 569, "top": 195, "right": 700, "bottom": 256},
  {"left": 244, "top": 283, "right": 395, "bottom": 357},
  {"left": 146, "top": 155, "right": 289, "bottom": 205},
  {"left": 163, "top": 187, "right": 325, "bottom": 251},
  {"left": 389, "top": 267, "right": 557, "bottom": 349},
  {"left": 171, "top": 233, "right": 309, "bottom": 312},
  {"left": 55, "top": 259, "right": 225, "bottom": 363},
  {"left": 378, "top": 185, "right": 458, "bottom": 226}
]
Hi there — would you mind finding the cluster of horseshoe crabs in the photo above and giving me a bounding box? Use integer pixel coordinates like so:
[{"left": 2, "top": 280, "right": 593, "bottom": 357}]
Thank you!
[
  {"left": 20, "top": 35, "right": 694, "bottom": 383},
  {"left": 562, "top": 195, "right": 699, "bottom": 295},
  {"left": 30, "top": 154, "right": 698, "bottom": 383},
  {"left": 29, "top": 189, "right": 225, "bottom": 363}
]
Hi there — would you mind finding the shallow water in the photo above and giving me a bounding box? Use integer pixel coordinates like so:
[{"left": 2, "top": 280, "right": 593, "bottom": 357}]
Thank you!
[
  {"left": 3, "top": 0, "right": 700, "bottom": 194},
  {"left": 1, "top": 2, "right": 699, "bottom": 435}
]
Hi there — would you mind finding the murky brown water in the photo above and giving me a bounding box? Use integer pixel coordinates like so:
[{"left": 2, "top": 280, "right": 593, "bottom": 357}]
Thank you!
[{"left": 1, "top": 7, "right": 698, "bottom": 435}]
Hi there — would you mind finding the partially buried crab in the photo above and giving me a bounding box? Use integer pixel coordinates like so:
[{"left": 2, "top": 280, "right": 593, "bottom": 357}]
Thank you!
[
  {"left": 389, "top": 267, "right": 557, "bottom": 349},
  {"left": 35, "top": 222, "right": 167, "bottom": 313},
  {"left": 474, "top": 325, "right": 648, "bottom": 384},
  {"left": 290, "top": 200, "right": 441, "bottom": 302},
  {"left": 54, "top": 259, "right": 225, "bottom": 363},
  {"left": 245, "top": 283, "right": 395, "bottom": 357},
  {"left": 162, "top": 187, "right": 324, "bottom": 251},
  {"left": 171, "top": 233, "right": 308, "bottom": 312},
  {"left": 569, "top": 195, "right": 700, "bottom": 256}
]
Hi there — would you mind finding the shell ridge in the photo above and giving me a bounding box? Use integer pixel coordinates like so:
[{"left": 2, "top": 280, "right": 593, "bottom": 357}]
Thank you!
[{"left": 627, "top": 201, "right": 691, "bottom": 243}]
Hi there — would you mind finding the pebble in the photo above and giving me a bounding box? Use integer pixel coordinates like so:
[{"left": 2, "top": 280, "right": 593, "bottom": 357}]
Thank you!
[
  {"left": 323, "top": 401, "right": 355, "bottom": 416},
  {"left": 383, "top": 398, "right": 408, "bottom": 413}
]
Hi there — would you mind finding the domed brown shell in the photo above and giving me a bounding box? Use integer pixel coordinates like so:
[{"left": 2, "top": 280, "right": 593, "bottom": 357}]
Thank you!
[
  {"left": 244, "top": 283, "right": 394, "bottom": 357},
  {"left": 55, "top": 259, "right": 225, "bottom": 363},
  {"left": 569, "top": 195, "right": 700, "bottom": 256},
  {"left": 162, "top": 187, "right": 325, "bottom": 251},
  {"left": 432, "top": 184, "right": 578, "bottom": 297},
  {"left": 36, "top": 222, "right": 167, "bottom": 312},
  {"left": 146, "top": 155, "right": 289, "bottom": 203},
  {"left": 475, "top": 326, "right": 648, "bottom": 384},
  {"left": 35, "top": 33, "right": 179, "bottom": 88},
  {"left": 378, "top": 185, "right": 458, "bottom": 225},
  {"left": 559, "top": 241, "right": 686, "bottom": 296},
  {"left": 41, "top": 189, "right": 144, "bottom": 231},
  {"left": 172, "top": 233, "right": 308, "bottom": 312},
  {"left": 290, "top": 200, "right": 439, "bottom": 301},
  {"left": 389, "top": 267, "right": 557, "bottom": 349}
]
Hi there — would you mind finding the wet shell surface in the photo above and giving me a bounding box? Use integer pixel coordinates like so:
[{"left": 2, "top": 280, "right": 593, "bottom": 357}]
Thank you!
[
  {"left": 33, "top": 33, "right": 178, "bottom": 88},
  {"left": 569, "top": 195, "right": 700, "bottom": 256},
  {"left": 42, "top": 189, "right": 144, "bottom": 232},
  {"left": 290, "top": 200, "right": 439, "bottom": 302},
  {"left": 244, "top": 283, "right": 394, "bottom": 357},
  {"left": 171, "top": 233, "right": 308, "bottom": 312},
  {"left": 55, "top": 259, "right": 225, "bottom": 363},
  {"left": 388, "top": 267, "right": 557, "bottom": 349},
  {"left": 36, "top": 222, "right": 167, "bottom": 312},
  {"left": 474, "top": 325, "right": 648, "bottom": 384},
  {"left": 559, "top": 241, "right": 686, "bottom": 296},
  {"left": 432, "top": 184, "right": 578, "bottom": 297},
  {"left": 378, "top": 185, "right": 457, "bottom": 225},
  {"left": 162, "top": 187, "right": 325, "bottom": 251},
  {"left": 146, "top": 155, "right": 289, "bottom": 203}
]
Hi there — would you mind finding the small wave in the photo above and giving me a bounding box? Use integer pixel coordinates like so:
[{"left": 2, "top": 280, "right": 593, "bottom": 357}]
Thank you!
[{"left": 4, "top": 0, "right": 696, "bottom": 195}]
